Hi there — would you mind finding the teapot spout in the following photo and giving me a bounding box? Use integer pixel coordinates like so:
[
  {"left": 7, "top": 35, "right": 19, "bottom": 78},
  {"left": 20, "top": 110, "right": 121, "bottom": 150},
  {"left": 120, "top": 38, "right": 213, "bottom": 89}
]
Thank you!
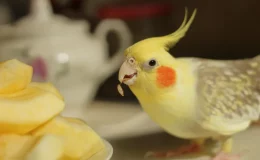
[{"left": 29, "top": 0, "right": 53, "bottom": 21}]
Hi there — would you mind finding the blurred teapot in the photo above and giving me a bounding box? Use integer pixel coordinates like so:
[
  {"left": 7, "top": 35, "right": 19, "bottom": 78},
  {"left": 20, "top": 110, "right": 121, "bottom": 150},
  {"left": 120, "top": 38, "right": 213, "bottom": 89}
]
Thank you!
[{"left": 0, "top": 0, "right": 132, "bottom": 116}]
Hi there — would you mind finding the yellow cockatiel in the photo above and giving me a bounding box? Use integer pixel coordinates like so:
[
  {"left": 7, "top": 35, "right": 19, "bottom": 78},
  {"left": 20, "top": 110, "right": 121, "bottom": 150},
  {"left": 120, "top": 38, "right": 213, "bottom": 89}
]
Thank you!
[{"left": 118, "top": 8, "right": 260, "bottom": 160}]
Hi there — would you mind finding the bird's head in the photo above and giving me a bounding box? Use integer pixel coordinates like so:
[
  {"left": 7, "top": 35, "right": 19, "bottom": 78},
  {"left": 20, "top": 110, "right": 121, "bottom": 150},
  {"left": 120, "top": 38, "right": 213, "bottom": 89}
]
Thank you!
[{"left": 118, "top": 8, "right": 197, "bottom": 98}]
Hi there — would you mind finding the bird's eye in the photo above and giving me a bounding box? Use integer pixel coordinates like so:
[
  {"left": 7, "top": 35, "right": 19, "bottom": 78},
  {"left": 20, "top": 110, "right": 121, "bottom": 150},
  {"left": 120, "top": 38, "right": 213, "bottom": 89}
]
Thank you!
[
  {"left": 148, "top": 60, "right": 156, "bottom": 66},
  {"left": 143, "top": 58, "right": 158, "bottom": 70}
]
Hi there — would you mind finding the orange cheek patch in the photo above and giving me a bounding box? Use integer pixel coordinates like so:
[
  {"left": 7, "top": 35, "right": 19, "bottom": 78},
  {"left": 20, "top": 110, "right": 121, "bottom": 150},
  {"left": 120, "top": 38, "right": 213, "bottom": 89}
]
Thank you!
[{"left": 156, "top": 66, "right": 176, "bottom": 88}]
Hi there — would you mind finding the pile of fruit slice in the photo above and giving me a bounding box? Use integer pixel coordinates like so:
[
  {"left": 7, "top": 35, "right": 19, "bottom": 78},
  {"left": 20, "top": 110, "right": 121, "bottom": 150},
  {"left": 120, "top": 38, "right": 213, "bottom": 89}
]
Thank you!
[{"left": 0, "top": 59, "right": 105, "bottom": 160}]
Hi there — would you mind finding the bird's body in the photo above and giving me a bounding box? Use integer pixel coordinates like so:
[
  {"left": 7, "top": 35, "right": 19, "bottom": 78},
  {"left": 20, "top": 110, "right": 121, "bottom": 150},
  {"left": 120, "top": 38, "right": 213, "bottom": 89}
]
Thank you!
[
  {"left": 132, "top": 57, "right": 216, "bottom": 139},
  {"left": 117, "top": 8, "right": 259, "bottom": 159},
  {"left": 134, "top": 56, "right": 260, "bottom": 140}
]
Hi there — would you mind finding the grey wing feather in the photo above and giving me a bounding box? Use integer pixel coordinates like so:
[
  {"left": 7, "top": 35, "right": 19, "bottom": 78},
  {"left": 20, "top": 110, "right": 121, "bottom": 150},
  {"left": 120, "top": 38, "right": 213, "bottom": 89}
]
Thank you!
[{"left": 193, "top": 56, "right": 260, "bottom": 135}]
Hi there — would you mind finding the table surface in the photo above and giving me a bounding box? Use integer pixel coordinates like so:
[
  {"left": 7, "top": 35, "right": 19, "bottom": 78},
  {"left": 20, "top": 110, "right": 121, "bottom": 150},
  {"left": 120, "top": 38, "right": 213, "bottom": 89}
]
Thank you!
[{"left": 64, "top": 100, "right": 260, "bottom": 160}]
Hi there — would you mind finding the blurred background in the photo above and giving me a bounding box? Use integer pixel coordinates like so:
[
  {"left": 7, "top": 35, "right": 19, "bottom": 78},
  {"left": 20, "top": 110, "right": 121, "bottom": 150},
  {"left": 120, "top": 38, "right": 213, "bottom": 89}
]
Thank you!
[
  {"left": 1, "top": 0, "right": 259, "bottom": 103},
  {"left": 0, "top": 0, "right": 260, "bottom": 159}
]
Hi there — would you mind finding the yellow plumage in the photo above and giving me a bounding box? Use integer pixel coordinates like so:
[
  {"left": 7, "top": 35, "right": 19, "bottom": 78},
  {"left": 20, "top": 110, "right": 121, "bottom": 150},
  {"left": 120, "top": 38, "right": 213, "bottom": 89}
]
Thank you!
[{"left": 118, "top": 7, "right": 260, "bottom": 159}]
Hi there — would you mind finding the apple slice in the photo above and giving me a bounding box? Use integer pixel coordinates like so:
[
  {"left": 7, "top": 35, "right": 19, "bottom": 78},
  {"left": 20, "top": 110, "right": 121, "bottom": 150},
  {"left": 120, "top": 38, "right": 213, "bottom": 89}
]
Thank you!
[
  {"left": 26, "top": 134, "right": 64, "bottom": 160},
  {"left": 0, "top": 134, "right": 37, "bottom": 159},
  {"left": 29, "top": 82, "right": 64, "bottom": 100},
  {"left": 0, "top": 85, "right": 65, "bottom": 134},
  {"left": 31, "top": 116, "right": 105, "bottom": 159},
  {"left": 0, "top": 59, "right": 32, "bottom": 94}
]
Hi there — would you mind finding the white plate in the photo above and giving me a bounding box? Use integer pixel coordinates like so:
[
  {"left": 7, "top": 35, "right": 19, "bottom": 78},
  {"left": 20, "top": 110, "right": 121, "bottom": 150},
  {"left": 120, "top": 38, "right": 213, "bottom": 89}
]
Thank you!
[
  {"left": 87, "top": 139, "right": 113, "bottom": 160},
  {"left": 84, "top": 102, "right": 164, "bottom": 140}
]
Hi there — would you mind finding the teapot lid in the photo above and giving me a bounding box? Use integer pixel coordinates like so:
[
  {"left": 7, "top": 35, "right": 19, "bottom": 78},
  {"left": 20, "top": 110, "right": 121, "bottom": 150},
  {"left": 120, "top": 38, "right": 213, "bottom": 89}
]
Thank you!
[{"left": 0, "top": 0, "right": 90, "bottom": 39}]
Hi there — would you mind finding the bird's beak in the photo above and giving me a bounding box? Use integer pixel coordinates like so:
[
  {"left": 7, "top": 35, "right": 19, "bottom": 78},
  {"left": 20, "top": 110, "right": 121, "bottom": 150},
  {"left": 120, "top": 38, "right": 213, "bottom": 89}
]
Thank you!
[{"left": 118, "top": 60, "right": 137, "bottom": 86}]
